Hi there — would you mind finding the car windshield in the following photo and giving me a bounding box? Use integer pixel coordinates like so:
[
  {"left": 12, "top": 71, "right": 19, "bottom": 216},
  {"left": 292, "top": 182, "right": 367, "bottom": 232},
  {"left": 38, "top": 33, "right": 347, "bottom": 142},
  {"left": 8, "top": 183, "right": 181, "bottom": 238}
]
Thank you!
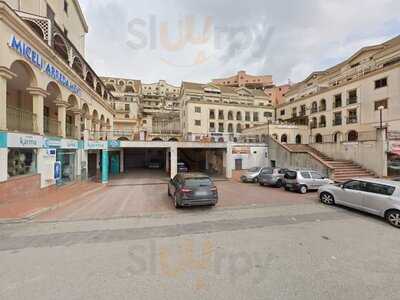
[
  {"left": 248, "top": 167, "right": 261, "bottom": 172},
  {"left": 261, "top": 168, "right": 273, "bottom": 175},
  {"left": 185, "top": 178, "right": 213, "bottom": 187}
]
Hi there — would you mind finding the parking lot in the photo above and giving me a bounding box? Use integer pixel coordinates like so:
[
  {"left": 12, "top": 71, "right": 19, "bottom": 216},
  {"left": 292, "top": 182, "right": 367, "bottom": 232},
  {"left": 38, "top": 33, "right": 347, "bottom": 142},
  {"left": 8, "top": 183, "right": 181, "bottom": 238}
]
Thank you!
[{"left": 37, "top": 170, "right": 315, "bottom": 222}]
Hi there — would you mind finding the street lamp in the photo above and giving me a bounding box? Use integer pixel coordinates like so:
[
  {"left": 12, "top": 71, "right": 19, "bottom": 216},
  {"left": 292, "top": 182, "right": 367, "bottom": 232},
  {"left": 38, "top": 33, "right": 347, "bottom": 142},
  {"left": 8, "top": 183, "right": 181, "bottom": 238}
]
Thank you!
[
  {"left": 309, "top": 118, "right": 313, "bottom": 144},
  {"left": 378, "top": 105, "right": 385, "bottom": 129}
]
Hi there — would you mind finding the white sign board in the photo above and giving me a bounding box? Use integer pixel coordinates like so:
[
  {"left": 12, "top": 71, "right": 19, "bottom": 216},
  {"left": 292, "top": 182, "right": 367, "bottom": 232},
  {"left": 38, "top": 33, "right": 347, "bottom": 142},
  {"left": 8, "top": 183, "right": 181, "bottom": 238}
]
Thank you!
[{"left": 7, "top": 133, "right": 43, "bottom": 148}]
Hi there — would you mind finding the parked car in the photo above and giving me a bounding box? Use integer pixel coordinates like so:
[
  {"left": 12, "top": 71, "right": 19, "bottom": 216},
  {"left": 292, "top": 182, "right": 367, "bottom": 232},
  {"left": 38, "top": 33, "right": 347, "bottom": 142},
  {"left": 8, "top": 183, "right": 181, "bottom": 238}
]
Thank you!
[
  {"left": 259, "top": 168, "right": 288, "bottom": 187},
  {"left": 240, "top": 167, "right": 266, "bottom": 183},
  {"left": 177, "top": 162, "right": 189, "bottom": 173},
  {"left": 319, "top": 178, "right": 400, "bottom": 228},
  {"left": 168, "top": 173, "right": 218, "bottom": 208},
  {"left": 148, "top": 159, "right": 161, "bottom": 169},
  {"left": 284, "top": 169, "right": 333, "bottom": 194}
]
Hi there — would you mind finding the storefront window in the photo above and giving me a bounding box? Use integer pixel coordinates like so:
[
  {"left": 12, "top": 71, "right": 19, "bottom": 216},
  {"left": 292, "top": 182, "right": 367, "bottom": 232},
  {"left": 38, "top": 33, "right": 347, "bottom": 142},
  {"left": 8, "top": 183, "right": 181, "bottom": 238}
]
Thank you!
[
  {"left": 388, "top": 153, "right": 400, "bottom": 177},
  {"left": 56, "top": 150, "right": 76, "bottom": 183},
  {"left": 8, "top": 149, "right": 37, "bottom": 177}
]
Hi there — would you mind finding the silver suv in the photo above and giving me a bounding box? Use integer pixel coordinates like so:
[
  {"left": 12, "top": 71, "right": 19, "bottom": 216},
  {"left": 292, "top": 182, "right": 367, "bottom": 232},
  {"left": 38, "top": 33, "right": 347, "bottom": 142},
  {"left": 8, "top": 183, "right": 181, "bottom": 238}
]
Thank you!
[
  {"left": 319, "top": 178, "right": 400, "bottom": 228},
  {"left": 284, "top": 169, "right": 333, "bottom": 194},
  {"left": 259, "top": 168, "right": 288, "bottom": 188},
  {"left": 240, "top": 167, "right": 266, "bottom": 183}
]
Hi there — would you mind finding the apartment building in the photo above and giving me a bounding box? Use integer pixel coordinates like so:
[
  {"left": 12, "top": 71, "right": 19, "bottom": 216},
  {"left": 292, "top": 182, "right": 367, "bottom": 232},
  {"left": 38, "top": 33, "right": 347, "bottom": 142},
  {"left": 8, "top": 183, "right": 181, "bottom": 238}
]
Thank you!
[
  {"left": 180, "top": 82, "right": 275, "bottom": 142},
  {"left": 0, "top": 1, "right": 115, "bottom": 195},
  {"left": 276, "top": 35, "right": 400, "bottom": 145}
]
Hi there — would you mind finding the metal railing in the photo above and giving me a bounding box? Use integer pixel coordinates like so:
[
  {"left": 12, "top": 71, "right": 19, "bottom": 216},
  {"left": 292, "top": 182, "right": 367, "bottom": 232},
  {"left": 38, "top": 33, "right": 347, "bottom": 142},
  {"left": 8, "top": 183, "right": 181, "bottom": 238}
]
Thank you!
[
  {"left": 44, "top": 116, "right": 61, "bottom": 136},
  {"left": 333, "top": 119, "right": 342, "bottom": 126},
  {"left": 7, "top": 106, "right": 37, "bottom": 133},
  {"left": 346, "top": 117, "right": 358, "bottom": 124}
]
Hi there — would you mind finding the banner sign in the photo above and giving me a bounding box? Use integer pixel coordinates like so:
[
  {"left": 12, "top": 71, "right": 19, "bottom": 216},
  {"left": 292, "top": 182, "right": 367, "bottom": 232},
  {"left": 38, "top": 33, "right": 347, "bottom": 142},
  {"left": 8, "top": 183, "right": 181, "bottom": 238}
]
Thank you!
[
  {"left": 8, "top": 35, "right": 81, "bottom": 96},
  {"left": 85, "top": 140, "right": 107, "bottom": 150},
  {"left": 8, "top": 133, "right": 43, "bottom": 148}
]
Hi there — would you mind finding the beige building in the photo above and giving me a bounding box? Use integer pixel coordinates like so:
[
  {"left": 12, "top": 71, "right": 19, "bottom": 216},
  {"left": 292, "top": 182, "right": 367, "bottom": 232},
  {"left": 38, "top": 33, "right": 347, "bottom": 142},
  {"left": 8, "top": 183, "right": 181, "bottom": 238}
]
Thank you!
[
  {"left": 0, "top": 1, "right": 115, "bottom": 196},
  {"left": 276, "top": 35, "right": 400, "bottom": 144},
  {"left": 212, "top": 70, "right": 274, "bottom": 90},
  {"left": 180, "top": 82, "right": 275, "bottom": 142}
]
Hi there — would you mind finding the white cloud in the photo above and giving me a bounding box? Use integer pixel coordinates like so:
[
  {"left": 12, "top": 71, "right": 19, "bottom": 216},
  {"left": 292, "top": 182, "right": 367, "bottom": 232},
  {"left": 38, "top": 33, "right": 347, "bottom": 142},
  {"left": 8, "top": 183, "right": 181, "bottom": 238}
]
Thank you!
[{"left": 79, "top": 0, "right": 400, "bottom": 85}]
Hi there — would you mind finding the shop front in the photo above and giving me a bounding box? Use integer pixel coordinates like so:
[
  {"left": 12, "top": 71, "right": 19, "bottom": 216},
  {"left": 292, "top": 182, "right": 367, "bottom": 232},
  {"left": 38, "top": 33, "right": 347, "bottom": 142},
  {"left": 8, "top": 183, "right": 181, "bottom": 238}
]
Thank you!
[{"left": 85, "top": 141, "right": 108, "bottom": 183}]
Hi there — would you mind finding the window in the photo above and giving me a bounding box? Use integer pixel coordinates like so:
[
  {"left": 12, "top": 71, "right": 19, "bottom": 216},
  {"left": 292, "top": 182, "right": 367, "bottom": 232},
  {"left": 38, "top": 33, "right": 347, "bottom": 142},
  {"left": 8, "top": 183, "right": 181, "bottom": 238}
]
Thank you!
[
  {"left": 375, "top": 78, "right": 387, "bottom": 89},
  {"left": 264, "top": 112, "right": 272, "bottom": 118},
  {"left": 245, "top": 112, "right": 251, "bottom": 121},
  {"left": 347, "top": 89, "right": 357, "bottom": 104},
  {"left": 374, "top": 99, "right": 388, "bottom": 110},
  {"left": 347, "top": 130, "right": 358, "bottom": 142},
  {"left": 218, "top": 110, "right": 224, "bottom": 120},
  {"left": 245, "top": 124, "right": 250, "bottom": 129},
  {"left": 228, "top": 123, "right": 233, "bottom": 133},
  {"left": 334, "top": 94, "right": 342, "bottom": 108},
  {"left": 343, "top": 180, "right": 364, "bottom": 190},
  {"left": 347, "top": 109, "right": 357, "bottom": 124},
  {"left": 280, "top": 110, "right": 285, "bottom": 116},
  {"left": 125, "top": 114, "right": 129, "bottom": 118},
  {"left": 253, "top": 112, "right": 259, "bottom": 122},
  {"left": 300, "top": 172, "right": 311, "bottom": 179},
  {"left": 125, "top": 104, "right": 130, "bottom": 111},
  {"left": 209, "top": 109, "right": 215, "bottom": 119},
  {"left": 333, "top": 112, "right": 342, "bottom": 126},
  {"left": 310, "top": 172, "right": 323, "bottom": 179},
  {"left": 218, "top": 123, "right": 224, "bottom": 132},
  {"left": 195, "top": 120, "right": 201, "bottom": 126},
  {"left": 228, "top": 111, "right": 233, "bottom": 120},
  {"left": 209, "top": 122, "right": 215, "bottom": 129},
  {"left": 8, "top": 149, "right": 37, "bottom": 177},
  {"left": 195, "top": 107, "right": 201, "bottom": 113},
  {"left": 64, "top": 0, "right": 68, "bottom": 14},
  {"left": 365, "top": 183, "right": 395, "bottom": 196}
]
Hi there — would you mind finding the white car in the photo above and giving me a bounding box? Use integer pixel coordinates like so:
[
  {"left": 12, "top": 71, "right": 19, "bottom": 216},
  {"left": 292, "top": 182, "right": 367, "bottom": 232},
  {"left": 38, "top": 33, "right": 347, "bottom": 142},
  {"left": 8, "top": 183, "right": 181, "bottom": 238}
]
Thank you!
[{"left": 318, "top": 178, "right": 400, "bottom": 228}]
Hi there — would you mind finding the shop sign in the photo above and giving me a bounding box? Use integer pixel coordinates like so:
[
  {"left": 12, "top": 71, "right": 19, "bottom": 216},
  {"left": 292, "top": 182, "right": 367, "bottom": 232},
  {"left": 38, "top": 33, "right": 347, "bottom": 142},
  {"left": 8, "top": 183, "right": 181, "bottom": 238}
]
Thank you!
[
  {"left": 8, "top": 133, "right": 43, "bottom": 148},
  {"left": 8, "top": 35, "right": 81, "bottom": 96},
  {"left": 0, "top": 132, "right": 7, "bottom": 148},
  {"left": 60, "top": 139, "right": 79, "bottom": 149},
  {"left": 108, "top": 140, "right": 121, "bottom": 149},
  {"left": 44, "top": 138, "right": 61, "bottom": 149},
  {"left": 85, "top": 141, "right": 107, "bottom": 150},
  {"left": 232, "top": 146, "right": 250, "bottom": 155},
  {"left": 54, "top": 161, "right": 62, "bottom": 180}
]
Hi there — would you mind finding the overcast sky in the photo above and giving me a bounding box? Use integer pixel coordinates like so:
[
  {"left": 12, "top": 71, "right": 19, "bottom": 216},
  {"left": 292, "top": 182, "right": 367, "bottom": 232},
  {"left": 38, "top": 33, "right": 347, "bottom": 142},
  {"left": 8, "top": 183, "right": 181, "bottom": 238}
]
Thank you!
[{"left": 80, "top": 0, "right": 400, "bottom": 86}]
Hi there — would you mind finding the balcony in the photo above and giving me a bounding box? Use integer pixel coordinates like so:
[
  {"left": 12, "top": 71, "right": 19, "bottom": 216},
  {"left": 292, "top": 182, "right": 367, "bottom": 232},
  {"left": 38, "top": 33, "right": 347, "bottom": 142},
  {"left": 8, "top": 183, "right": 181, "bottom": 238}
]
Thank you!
[
  {"left": 319, "top": 105, "right": 326, "bottom": 112},
  {"left": 333, "top": 119, "right": 342, "bottom": 126},
  {"left": 319, "top": 122, "right": 326, "bottom": 128},
  {"left": 66, "top": 123, "right": 79, "bottom": 138},
  {"left": 333, "top": 101, "right": 342, "bottom": 109},
  {"left": 311, "top": 107, "right": 318, "bottom": 114},
  {"left": 346, "top": 97, "right": 358, "bottom": 105},
  {"left": 44, "top": 116, "right": 61, "bottom": 136},
  {"left": 347, "top": 117, "right": 358, "bottom": 124},
  {"left": 7, "top": 106, "right": 37, "bottom": 133}
]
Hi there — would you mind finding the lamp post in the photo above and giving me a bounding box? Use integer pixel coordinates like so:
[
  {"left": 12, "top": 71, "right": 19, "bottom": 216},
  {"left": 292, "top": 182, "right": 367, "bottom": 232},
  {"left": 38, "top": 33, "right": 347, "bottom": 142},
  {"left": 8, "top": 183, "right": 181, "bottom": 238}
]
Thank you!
[
  {"left": 378, "top": 105, "right": 384, "bottom": 129},
  {"left": 309, "top": 119, "right": 313, "bottom": 144}
]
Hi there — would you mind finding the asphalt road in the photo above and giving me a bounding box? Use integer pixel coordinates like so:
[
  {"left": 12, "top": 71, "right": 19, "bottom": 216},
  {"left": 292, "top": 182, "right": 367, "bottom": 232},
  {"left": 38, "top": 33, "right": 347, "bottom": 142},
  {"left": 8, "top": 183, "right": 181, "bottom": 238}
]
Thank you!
[{"left": 1, "top": 202, "right": 399, "bottom": 300}]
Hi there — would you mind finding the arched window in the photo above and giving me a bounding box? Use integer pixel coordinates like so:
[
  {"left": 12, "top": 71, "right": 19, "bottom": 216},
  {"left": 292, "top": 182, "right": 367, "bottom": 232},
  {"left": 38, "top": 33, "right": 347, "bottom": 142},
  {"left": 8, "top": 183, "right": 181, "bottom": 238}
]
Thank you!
[
  {"left": 228, "top": 123, "right": 233, "bottom": 133},
  {"left": 320, "top": 99, "right": 326, "bottom": 111},
  {"left": 86, "top": 72, "right": 94, "bottom": 88},
  {"left": 281, "top": 134, "right": 288, "bottom": 143},
  {"left": 315, "top": 134, "right": 323, "bottom": 143},
  {"left": 311, "top": 117, "right": 317, "bottom": 129},
  {"left": 296, "top": 134, "right": 302, "bottom": 144},
  {"left": 348, "top": 130, "right": 358, "bottom": 142},
  {"left": 72, "top": 57, "right": 84, "bottom": 78},
  {"left": 53, "top": 35, "right": 69, "bottom": 63},
  {"left": 228, "top": 111, "right": 233, "bottom": 120},
  {"left": 311, "top": 101, "right": 318, "bottom": 113},
  {"left": 333, "top": 132, "right": 341, "bottom": 143},
  {"left": 236, "top": 123, "right": 242, "bottom": 133},
  {"left": 236, "top": 112, "right": 242, "bottom": 121},
  {"left": 96, "top": 82, "right": 102, "bottom": 96},
  {"left": 319, "top": 115, "right": 326, "bottom": 128}
]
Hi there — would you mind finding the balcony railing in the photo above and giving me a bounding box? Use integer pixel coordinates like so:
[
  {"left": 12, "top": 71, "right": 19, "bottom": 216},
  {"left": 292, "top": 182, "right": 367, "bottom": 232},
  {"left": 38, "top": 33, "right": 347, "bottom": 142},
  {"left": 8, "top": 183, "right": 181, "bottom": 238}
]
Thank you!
[
  {"left": 346, "top": 97, "right": 358, "bottom": 105},
  {"left": 66, "top": 123, "right": 79, "bottom": 138},
  {"left": 44, "top": 116, "right": 61, "bottom": 137},
  {"left": 319, "top": 122, "right": 326, "bottom": 128},
  {"left": 333, "top": 101, "right": 342, "bottom": 109},
  {"left": 333, "top": 119, "right": 342, "bottom": 126},
  {"left": 319, "top": 105, "right": 326, "bottom": 112},
  {"left": 7, "top": 106, "right": 37, "bottom": 133},
  {"left": 311, "top": 107, "right": 318, "bottom": 114},
  {"left": 347, "top": 117, "right": 358, "bottom": 124}
]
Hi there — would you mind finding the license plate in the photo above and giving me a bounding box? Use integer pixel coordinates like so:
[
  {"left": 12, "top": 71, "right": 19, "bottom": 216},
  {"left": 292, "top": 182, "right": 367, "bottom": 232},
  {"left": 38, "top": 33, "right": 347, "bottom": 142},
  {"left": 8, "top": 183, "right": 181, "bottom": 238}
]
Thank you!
[{"left": 196, "top": 191, "right": 208, "bottom": 196}]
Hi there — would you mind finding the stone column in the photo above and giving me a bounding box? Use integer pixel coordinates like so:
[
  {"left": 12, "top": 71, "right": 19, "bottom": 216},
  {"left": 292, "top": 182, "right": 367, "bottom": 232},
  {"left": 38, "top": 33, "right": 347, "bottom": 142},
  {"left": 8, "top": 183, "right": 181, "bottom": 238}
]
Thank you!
[
  {"left": 0, "top": 67, "right": 16, "bottom": 131},
  {"left": 226, "top": 142, "right": 233, "bottom": 179},
  {"left": 120, "top": 149, "right": 124, "bottom": 173},
  {"left": 92, "top": 120, "right": 99, "bottom": 140},
  {"left": 165, "top": 149, "right": 170, "bottom": 174},
  {"left": 54, "top": 99, "right": 69, "bottom": 138},
  {"left": 27, "top": 87, "right": 49, "bottom": 135},
  {"left": 170, "top": 145, "right": 177, "bottom": 178},
  {"left": 84, "top": 115, "right": 92, "bottom": 141},
  {"left": 70, "top": 109, "right": 82, "bottom": 139},
  {"left": 0, "top": 148, "right": 7, "bottom": 182}
]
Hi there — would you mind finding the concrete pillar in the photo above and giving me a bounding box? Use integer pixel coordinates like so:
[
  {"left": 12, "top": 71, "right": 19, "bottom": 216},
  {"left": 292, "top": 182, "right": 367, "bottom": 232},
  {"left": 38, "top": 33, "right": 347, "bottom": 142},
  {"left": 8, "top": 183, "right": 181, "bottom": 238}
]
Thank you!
[
  {"left": 93, "top": 120, "right": 99, "bottom": 140},
  {"left": 27, "top": 87, "right": 49, "bottom": 136},
  {"left": 0, "top": 148, "right": 7, "bottom": 182},
  {"left": 101, "top": 149, "right": 109, "bottom": 184},
  {"left": 55, "top": 99, "right": 68, "bottom": 138},
  {"left": 84, "top": 116, "right": 92, "bottom": 140},
  {"left": 71, "top": 109, "right": 82, "bottom": 139},
  {"left": 165, "top": 149, "right": 170, "bottom": 173},
  {"left": 226, "top": 142, "right": 233, "bottom": 179},
  {"left": 170, "top": 145, "right": 177, "bottom": 178},
  {"left": 0, "top": 68, "right": 16, "bottom": 131},
  {"left": 120, "top": 149, "right": 124, "bottom": 173},
  {"left": 377, "top": 128, "right": 388, "bottom": 177}
]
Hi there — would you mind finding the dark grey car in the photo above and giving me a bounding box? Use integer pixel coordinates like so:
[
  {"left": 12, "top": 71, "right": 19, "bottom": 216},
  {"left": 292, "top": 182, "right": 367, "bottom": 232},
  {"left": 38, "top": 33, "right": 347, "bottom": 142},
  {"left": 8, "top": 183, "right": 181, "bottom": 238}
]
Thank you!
[{"left": 168, "top": 173, "right": 218, "bottom": 208}]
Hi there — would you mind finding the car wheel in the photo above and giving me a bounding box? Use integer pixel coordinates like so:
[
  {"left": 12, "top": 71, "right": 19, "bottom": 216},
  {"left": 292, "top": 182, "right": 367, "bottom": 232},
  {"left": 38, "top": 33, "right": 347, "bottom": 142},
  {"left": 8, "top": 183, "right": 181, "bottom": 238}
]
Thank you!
[
  {"left": 174, "top": 194, "right": 180, "bottom": 209},
  {"left": 385, "top": 210, "right": 400, "bottom": 228},
  {"left": 299, "top": 185, "right": 308, "bottom": 194},
  {"left": 253, "top": 177, "right": 259, "bottom": 183},
  {"left": 276, "top": 180, "right": 283, "bottom": 188},
  {"left": 320, "top": 192, "right": 335, "bottom": 205}
]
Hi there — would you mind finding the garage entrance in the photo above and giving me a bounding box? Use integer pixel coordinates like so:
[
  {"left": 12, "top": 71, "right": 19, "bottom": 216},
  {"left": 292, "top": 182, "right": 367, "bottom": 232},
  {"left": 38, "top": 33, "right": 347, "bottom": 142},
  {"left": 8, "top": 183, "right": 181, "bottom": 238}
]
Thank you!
[
  {"left": 178, "top": 148, "right": 226, "bottom": 176},
  {"left": 123, "top": 148, "right": 167, "bottom": 171}
]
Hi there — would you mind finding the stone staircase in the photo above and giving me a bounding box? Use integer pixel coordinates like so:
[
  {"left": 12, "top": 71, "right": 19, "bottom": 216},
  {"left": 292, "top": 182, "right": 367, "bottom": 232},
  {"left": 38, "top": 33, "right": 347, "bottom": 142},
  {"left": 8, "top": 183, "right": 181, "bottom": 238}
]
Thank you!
[{"left": 285, "top": 144, "right": 375, "bottom": 182}]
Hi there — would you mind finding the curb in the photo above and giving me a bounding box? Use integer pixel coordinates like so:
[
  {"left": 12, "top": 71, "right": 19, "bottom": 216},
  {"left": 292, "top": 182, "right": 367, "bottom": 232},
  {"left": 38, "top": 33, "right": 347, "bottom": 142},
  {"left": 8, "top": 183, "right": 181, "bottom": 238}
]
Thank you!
[{"left": 0, "top": 185, "right": 106, "bottom": 224}]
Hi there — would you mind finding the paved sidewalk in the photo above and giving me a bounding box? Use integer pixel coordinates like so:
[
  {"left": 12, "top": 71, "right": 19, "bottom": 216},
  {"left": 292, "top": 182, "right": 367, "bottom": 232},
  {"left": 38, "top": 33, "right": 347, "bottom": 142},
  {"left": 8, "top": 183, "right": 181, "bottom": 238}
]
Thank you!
[{"left": 0, "top": 181, "right": 105, "bottom": 221}]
